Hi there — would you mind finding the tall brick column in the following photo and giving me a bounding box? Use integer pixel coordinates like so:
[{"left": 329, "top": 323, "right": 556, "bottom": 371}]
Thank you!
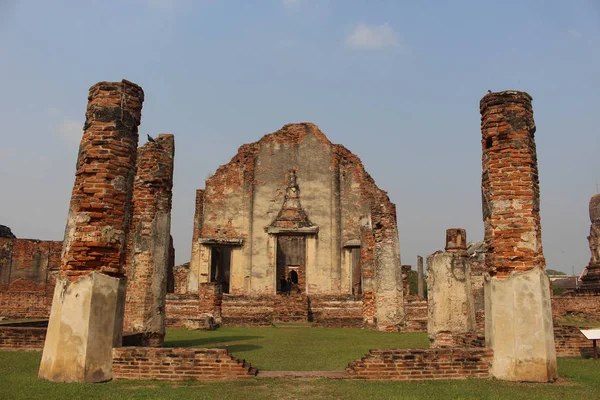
[
  {"left": 371, "top": 191, "right": 404, "bottom": 331},
  {"left": 123, "top": 134, "right": 175, "bottom": 346},
  {"left": 480, "top": 91, "right": 556, "bottom": 382},
  {"left": 39, "top": 80, "right": 144, "bottom": 383},
  {"left": 426, "top": 228, "right": 475, "bottom": 348},
  {"left": 188, "top": 189, "right": 205, "bottom": 293},
  {"left": 581, "top": 194, "right": 600, "bottom": 288}
]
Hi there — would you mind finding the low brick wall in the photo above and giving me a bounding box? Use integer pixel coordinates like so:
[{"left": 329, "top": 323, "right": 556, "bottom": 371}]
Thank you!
[
  {"left": 221, "top": 295, "right": 275, "bottom": 326},
  {"left": 310, "top": 295, "right": 364, "bottom": 327},
  {"left": 112, "top": 347, "right": 257, "bottom": 381},
  {"left": 346, "top": 348, "right": 493, "bottom": 380},
  {"left": 0, "top": 326, "right": 47, "bottom": 351},
  {"left": 554, "top": 325, "right": 595, "bottom": 358},
  {"left": 552, "top": 295, "right": 600, "bottom": 321}
]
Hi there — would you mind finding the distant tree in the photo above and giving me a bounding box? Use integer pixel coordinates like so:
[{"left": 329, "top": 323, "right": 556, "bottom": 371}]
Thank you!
[
  {"left": 408, "top": 270, "right": 427, "bottom": 297},
  {"left": 546, "top": 269, "right": 566, "bottom": 276}
]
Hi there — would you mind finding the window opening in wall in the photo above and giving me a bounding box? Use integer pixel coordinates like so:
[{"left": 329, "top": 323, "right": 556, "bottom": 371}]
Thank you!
[{"left": 351, "top": 246, "right": 362, "bottom": 296}]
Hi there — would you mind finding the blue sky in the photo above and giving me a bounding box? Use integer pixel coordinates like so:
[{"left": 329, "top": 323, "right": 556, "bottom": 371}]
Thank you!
[{"left": 1, "top": 0, "right": 598, "bottom": 274}]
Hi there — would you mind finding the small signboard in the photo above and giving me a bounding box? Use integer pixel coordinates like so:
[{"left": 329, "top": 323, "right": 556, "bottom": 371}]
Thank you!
[{"left": 580, "top": 329, "right": 600, "bottom": 359}]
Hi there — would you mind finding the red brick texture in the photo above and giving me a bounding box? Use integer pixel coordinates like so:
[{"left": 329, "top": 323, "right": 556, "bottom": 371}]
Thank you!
[
  {"left": 123, "top": 134, "right": 175, "bottom": 345},
  {"left": 0, "top": 326, "right": 46, "bottom": 351},
  {"left": 165, "top": 283, "right": 222, "bottom": 329},
  {"left": 480, "top": 91, "right": 545, "bottom": 277},
  {"left": 60, "top": 80, "right": 143, "bottom": 279},
  {"left": 553, "top": 325, "right": 595, "bottom": 358},
  {"left": 551, "top": 295, "right": 600, "bottom": 321},
  {"left": 112, "top": 347, "right": 257, "bottom": 381},
  {"left": 0, "top": 238, "right": 61, "bottom": 318},
  {"left": 346, "top": 348, "right": 493, "bottom": 380}
]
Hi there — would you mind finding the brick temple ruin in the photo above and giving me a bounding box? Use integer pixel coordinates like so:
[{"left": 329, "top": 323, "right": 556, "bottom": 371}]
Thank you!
[
  {"left": 1, "top": 82, "right": 600, "bottom": 384},
  {"left": 178, "top": 123, "right": 403, "bottom": 331}
]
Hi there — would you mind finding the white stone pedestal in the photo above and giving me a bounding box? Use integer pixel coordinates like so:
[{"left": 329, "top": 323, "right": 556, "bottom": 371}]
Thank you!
[
  {"left": 39, "top": 272, "right": 126, "bottom": 382},
  {"left": 484, "top": 267, "right": 557, "bottom": 382}
]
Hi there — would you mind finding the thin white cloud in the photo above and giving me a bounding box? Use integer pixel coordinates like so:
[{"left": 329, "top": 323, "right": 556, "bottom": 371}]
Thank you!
[
  {"left": 282, "top": 0, "right": 301, "bottom": 9},
  {"left": 56, "top": 118, "right": 83, "bottom": 144},
  {"left": 567, "top": 28, "right": 582, "bottom": 39},
  {"left": 147, "top": 0, "right": 176, "bottom": 9},
  {"left": 345, "top": 22, "right": 399, "bottom": 50},
  {"left": 45, "top": 106, "right": 60, "bottom": 117}
]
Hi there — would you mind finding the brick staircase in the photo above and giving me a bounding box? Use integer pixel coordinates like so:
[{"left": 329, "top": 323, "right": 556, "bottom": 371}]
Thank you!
[
  {"left": 403, "top": 299, "right": 427, "bottom": 332},
  {"left": 273, "top": 294, "right": 309, "bottom": 323}
]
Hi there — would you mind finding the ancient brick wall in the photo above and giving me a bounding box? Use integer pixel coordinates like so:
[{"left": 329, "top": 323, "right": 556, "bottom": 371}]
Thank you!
[
  {"left": 60, "top": 80, "right": 143, "bottom": 279},
  {"left": 553, "top": 325, "right": 595, "bottom": 358},
  {"left": 346, "top": 348, "right": 492, "bottom": 380},
  {"left": 0, "top": 326, "right": 46, "bottom": 351},
  {"left": 309, "top": 295, "right": 363, "bottom": 327},
  {"left": 123, "top": 134, "right": 175, "bottom": 345},
  {"left": 480, "top": 91, "right": 544, "bottom": 277},
  {"left": 551, "top": 295, "right": 600, "bottom": 321},
  {"left": 165, "top": 283, "right": 222, "bottom": 328},
  {"left": 112, "top": 347, "right": 257, "bottom": 380},
  {"left": 0, "top": 238, "right": 61, "bottom": 318},
  {"left": 173, "top": 263, "right": 190, "bottom": 294}
]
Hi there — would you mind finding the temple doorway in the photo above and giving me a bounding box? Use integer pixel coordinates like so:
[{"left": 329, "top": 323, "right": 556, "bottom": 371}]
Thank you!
[{"left": 276, "top": 235, "right": 306, "bottom": 294}]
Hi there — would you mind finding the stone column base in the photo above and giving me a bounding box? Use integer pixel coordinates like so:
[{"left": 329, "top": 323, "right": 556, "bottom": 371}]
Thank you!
[
  {"left": 39, "top": 272, "right": 126, "bottom": 383},
  {"left": 484, "top": 267, "right": 557, "bottom": 382}
]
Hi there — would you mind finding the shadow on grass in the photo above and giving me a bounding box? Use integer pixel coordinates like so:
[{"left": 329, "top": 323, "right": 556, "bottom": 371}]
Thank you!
[
  {"left": 216, "top": 344, "right": 262, "bottom": 353},
  {"left": 164, "top": 335, "right": 263, "bottom": 348}
]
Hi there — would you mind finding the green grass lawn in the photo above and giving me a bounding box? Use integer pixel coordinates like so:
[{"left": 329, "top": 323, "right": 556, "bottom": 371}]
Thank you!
[
  {"left": 164, "top": 326, "right": 429, "bottom": 370},
  {"left": 0, "top": 327, "right": 598, "bottom": 400}
]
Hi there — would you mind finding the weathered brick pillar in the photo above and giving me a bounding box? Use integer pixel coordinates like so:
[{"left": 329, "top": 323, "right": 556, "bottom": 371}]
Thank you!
[
  {"left": 371, "top": 191, "right": 404, "bottom": 331},
  {"left": 426, "top": 228, "right": 475, "bottom": 348},
  {"left": 480, "top": 91, "right": 556, "bottom": 382},
  {"left": 581, "top": 194, "right": 600, "bottom": 288},
  {"left": 123, "top": 134, "right": 175, "bottom": 346},
  {"left": 417, "top": 256, "right": 424, "bottom": 299},
  {"left": 401, "top": 265, "right": 411, "bottom": 297},
  {"left": 39, "top": 80, "right": 144, "bottom": 383},
  {"left": 188, "top": 189, "right": 205, "bottom": 293}
]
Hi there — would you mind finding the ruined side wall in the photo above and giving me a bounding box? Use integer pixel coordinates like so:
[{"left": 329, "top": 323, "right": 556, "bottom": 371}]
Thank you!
[
  {"left": 337, "top": 145, "right": 376, "bottom": 294},
  {"left": 124, "top": 134, "right": 174, "bottom": 345},
  {"left": 0, "top": 238, "right": 62, "bottom": 318},
  {"left": 200, "top": 144, "right": 256, "bottom": 292}
]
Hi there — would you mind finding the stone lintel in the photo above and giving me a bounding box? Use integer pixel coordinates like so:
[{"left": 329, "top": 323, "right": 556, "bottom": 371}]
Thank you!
[
  {"left": 484, "top": 266, "right": 557, "bottom": 382},
  {"left": 39, "top": 272, "right": 125, "bottom": 383},
  {"left": 198, "top": 238, "right": 244, "bottom": 246},
  {"left": 343, "top": 239, "right": 361, "bottom": 247},
  {"left": 265, "top": 227, "right": 319, "bottom": 234}
]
